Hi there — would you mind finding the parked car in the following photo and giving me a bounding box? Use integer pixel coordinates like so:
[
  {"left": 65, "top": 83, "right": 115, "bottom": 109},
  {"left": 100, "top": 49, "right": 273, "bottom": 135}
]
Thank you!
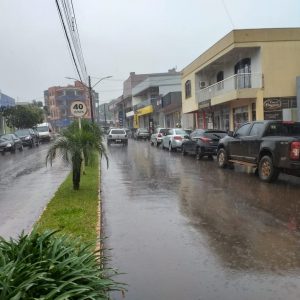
[
  {"left": 150, "top": 128, "right": 169, "bottom": 147},
  {"left": 217, "top": 120, "right": 300, "bottom": 182},
  {"left": 107, "top": 128, "right": 128, "bottom": 145},
  {"left": 36, "top": 122, "right": 53, "bottom": 142},
  {"left": 182, "top": 129, "right": 227, "bottom": 159},
  {"left": 14, "top": 128, "right": 39, "bottom": 148},
  {"left": 134, "top": 128, "right": 150, "bottom": 140},
  {"left": 0, "top": 133, "right": 23, "bottom": 155},
  {"left": 161, "top": 128, "right": 190, "bottom": 151}
]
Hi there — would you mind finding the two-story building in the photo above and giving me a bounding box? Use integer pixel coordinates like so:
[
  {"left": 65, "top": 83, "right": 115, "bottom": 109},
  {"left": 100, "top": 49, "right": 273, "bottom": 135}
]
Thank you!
[{"left": 181, "top": 28, "right": 300, "bottom": 131}]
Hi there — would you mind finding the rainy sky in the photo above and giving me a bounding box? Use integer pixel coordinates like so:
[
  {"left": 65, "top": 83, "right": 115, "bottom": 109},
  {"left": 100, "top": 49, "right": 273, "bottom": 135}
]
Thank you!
[{"left": 0, "top": 0, "right": 300, "bottom": 103}]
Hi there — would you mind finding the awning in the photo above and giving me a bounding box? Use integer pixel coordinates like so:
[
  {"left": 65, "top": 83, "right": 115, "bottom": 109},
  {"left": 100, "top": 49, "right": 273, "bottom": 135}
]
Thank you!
[{"left": 136, "top": 105, "right": 153, "bottom": 117}]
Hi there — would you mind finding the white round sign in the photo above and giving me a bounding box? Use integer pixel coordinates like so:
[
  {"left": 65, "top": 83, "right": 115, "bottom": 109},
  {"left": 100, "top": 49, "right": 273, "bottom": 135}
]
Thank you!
[{"left": 70, "top": 101, "right": 87, "bottom": 117}]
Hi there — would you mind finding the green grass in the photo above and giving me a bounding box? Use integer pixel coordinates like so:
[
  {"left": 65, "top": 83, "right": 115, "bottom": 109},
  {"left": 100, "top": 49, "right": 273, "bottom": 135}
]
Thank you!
[{"left": 35, "top": 156, "right": 99, "bottom": 245}]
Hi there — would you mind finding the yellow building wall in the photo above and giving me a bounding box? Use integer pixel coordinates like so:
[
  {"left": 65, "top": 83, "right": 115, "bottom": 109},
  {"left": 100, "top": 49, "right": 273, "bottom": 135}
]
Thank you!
[
  {"left": 181, "top": 73, "right": 198, "bottom": 114},
  {"left": 261, "top": 41, "right": 300, "bottom": 97}
]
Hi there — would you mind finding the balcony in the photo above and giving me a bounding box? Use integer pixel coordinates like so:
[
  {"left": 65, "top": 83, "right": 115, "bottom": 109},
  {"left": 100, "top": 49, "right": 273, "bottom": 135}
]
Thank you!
[
  {"left": 133, "top": 98, "right": 153, "bottom": 111},
  {"left": 197, "top": 73, "right": 263, "bottom": 103}
]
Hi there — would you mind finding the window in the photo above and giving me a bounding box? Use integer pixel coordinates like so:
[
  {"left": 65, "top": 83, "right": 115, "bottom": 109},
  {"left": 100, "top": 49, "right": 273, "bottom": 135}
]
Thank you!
[
  {"left": 185, "top": 80, "right": 191, "bottom": 98},
  {"left": 249, "top": 123, "right": 264, "bottom": 136},
  {"left": 216, "top": 71, "right": 224, "bottom": 90},
  {"left": 235, "top": 123, "right": 251, "bottom": 137},
  {"left": 265, "top": 123, "right": 300, "bottom": 136},
  {"left": 234, "top": 58, "right": 251, "bottom": 89}
]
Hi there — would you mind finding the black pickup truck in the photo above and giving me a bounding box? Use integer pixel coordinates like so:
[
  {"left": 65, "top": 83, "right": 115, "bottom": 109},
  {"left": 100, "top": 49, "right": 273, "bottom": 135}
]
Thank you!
[{"left": 217, "top": 121, "right": 300, "bottom": 182}]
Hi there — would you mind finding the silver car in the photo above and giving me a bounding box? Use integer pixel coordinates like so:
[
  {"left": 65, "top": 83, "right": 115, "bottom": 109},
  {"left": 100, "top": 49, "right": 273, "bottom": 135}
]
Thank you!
[
  {"left": 107, "top": 128, "right": 128, "bottom": 145},
  {"left": 161, "top": 128, "right": 190, "bottom": 151}
]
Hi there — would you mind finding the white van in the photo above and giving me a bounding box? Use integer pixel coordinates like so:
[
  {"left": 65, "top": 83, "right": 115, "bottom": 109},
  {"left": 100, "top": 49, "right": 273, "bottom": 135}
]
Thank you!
[{"left": 36, "top": 122, "right": 53, "bottom": 142}]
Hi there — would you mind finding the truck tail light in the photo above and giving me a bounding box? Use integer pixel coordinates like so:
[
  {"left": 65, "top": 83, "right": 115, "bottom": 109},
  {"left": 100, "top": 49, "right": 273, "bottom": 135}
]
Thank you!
[
  {"left": 174, "top": 136, "right": 182, "bottom": 141},
  {"left": 200, "top": 137, "right": 212, "bottom": 143},
  {"left": 290, "top": 142, "right": 300, "bottom": 160}
]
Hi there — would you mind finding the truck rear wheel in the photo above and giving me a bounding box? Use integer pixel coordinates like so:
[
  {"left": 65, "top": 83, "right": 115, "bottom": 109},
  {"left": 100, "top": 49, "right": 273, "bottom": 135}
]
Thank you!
[
  {"left": 217, "top": 148, "right": 228, "bottom": 168},
  {"left": 258, "top": 155, "right": 280, "bottom": 183}
]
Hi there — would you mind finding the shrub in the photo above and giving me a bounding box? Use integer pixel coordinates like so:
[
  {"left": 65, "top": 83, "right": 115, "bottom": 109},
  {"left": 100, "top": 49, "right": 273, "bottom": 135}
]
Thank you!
[{"left": 0, "top": 230, "right": 122, "bottom": 299}]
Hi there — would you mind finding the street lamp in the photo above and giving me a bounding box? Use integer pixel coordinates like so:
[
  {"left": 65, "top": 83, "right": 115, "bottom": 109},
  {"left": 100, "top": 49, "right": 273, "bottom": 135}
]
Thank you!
[{"left": 65, "top": 75, "right": 112, "bottom": 122}]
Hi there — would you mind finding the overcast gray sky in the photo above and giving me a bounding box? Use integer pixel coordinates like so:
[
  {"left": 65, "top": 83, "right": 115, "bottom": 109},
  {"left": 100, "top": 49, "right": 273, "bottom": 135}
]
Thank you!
[{"left": 1, "top": 0, "right": 300, "bottom": 104}]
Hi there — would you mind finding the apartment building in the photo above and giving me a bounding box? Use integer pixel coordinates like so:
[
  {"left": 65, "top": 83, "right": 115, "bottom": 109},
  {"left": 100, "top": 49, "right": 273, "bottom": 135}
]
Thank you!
[
  {"left": 181, "top": 28, "right": 300, "bottom": 131},
  {"left": 44, "top": 81, "right": 98, "bottom": 131}
]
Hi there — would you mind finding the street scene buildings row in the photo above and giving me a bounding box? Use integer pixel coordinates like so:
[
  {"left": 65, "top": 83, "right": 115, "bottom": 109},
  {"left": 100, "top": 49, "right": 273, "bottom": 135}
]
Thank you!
[
  {"left": 108, "top": 28, "right": 300, "bottom": 132},
  {"left": 2, "top": 27, "right": 299, "bottom": 134}
]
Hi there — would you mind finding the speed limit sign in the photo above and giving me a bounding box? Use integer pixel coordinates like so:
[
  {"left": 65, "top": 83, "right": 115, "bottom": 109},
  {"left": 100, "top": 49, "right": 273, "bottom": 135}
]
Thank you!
[{"left": 71, "top": 101, "right": 87, "bottom": 117}]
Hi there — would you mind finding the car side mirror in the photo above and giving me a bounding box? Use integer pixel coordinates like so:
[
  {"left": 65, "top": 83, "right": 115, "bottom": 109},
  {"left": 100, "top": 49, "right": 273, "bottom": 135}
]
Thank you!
[{"left": 228, "top": 131, "right": 234, "bottom": 137}]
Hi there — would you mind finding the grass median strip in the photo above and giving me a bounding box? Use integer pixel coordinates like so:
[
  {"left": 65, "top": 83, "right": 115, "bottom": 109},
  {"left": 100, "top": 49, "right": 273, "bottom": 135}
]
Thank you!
[{"left": 35, "top": 155, "right": 99, "bottom": 245}]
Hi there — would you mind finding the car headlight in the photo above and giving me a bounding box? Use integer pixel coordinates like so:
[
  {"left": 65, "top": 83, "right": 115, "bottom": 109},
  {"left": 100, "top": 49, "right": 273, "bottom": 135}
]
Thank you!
[
  {"left": 25, "top": 136, "right": 30, "bottom": 140},
  {"left": 6, "top": 143, "right": 12, "bottom": 147}
]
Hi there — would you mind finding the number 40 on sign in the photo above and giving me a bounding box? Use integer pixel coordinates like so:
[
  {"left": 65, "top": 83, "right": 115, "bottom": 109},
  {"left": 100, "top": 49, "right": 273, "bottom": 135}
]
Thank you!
[{"left": 71, "top": 101, "right": 87, "bottom": 118}]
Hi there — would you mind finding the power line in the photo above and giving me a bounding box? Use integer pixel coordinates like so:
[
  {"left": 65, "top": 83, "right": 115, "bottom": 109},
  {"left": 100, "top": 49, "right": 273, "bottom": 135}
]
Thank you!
[
  {"left": 221, "top": 0, "right": 235, "bottom": 28},
  {"left": 55, "top": 0, "right": 83, "bottom": 82}
]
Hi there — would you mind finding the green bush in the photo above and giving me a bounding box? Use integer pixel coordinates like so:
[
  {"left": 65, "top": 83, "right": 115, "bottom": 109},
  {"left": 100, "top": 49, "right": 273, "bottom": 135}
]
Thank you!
[{"left": 0, "top": 230, "right": 122, "bottom": 299}]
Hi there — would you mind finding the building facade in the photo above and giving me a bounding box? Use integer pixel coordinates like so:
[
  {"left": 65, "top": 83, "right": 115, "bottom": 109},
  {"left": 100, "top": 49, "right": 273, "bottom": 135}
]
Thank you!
[
  {"left": 44, "top": 81, "right": 98, "bottom": 131},
  {"left": 0, "top": 91, "right": 16, "bottom": 134},
  {"left": 181, "top": 28, "right": 300, "bottom": 131}
]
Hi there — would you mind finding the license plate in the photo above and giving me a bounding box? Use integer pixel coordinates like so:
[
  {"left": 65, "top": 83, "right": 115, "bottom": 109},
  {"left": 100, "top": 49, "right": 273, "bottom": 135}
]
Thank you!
[{"left": 116, "top": 139, "right": 121, "bottom": 142}]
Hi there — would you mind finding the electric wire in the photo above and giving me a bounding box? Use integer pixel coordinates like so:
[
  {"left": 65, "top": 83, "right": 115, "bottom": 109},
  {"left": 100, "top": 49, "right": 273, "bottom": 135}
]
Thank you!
[{"left": 55, "top": 0, "right": 83, "bottom": 83}]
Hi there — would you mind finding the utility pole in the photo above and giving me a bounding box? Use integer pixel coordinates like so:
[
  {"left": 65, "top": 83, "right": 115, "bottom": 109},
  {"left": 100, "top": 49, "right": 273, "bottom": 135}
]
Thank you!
[
  {"left": 88, "top": 75, "right": 94, "bottom": 123},
  {"left": 104, "top": 103, "right": 107, "bottom": 127}
]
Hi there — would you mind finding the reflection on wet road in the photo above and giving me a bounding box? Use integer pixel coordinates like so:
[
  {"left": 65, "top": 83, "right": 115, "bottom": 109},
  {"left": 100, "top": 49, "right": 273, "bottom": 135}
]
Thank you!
[
  {"left": 0, "top": 144, "right": 69, "bottom": 239},
  {"left": 102, "top": 140, "right": 300, "bottom": 300}
]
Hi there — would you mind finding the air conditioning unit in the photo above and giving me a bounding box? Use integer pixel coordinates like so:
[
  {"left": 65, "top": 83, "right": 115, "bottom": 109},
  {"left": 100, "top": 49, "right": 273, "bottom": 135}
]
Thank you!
[{"left": 199, "top": 81, "right": 207, "bottom": 89}]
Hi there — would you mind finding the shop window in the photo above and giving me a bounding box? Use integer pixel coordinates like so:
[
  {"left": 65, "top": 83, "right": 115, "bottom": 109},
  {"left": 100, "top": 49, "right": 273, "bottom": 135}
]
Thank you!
[
  {"left": 185, "top": 80, "right": 191, "bottom": 98},
  {"left": 233, "top": 106, "right": 249, "bottom": 130},
  {"left": 252, "top": 103, "right": 256, "bottom": 121}
]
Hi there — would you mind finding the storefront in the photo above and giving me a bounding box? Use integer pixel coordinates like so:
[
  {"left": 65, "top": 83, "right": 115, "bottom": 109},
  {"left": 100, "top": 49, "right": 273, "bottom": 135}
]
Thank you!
[
  {"left": 263, "top": 97, "right": 297, "bottom": 120},
  {"left": 134, "top": 105, "right": 154, "bottom": 131}
]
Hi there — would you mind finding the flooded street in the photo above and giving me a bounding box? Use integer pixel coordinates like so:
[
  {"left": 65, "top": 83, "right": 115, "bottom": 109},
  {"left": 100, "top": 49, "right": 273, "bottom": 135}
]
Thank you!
[
  {"left": 0, "top": 144, "right": 69, "bottom": 239},
  {"left": 102, "top": 140, "right": 300, "bottom": 300}
]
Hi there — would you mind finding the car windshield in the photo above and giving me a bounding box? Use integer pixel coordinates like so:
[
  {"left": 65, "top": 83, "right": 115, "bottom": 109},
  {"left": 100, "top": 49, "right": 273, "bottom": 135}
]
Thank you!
[
  {"left": 111, "top": 130, "right": 125, "bottom": 134},
  {"left": 37, "top": 126, "right": 49, "bottom": 132},
  {"left": 15, "top": 129, "right": 29, "bottom": 136},
  {"left": 175, "top": 129, "right": 187, "bottom": 135},
  {"left": 0, "top": 135, "right": 11, "bottom": 142}
]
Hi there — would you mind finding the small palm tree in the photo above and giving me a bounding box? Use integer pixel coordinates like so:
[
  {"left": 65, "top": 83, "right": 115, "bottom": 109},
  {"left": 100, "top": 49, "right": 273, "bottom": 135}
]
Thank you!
[{"left": 46, "top": 120, "right": 108, "bottom": 190}]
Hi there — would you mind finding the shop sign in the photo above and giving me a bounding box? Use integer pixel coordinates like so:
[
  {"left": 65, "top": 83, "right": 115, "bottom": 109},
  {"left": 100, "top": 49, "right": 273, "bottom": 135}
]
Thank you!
[
  {"left": 133, "top": 114, "right": 139, "bottom": 128},
  {"left": 126, "top": 111, "right": 134, "bottom": 117},
  {"left": 136, "top": 105, "right": 153, "bottom": 117},
  {"left": 264, "top": 99, "right": 282, "bottom": 111},
  {"left": 198, "top": 100, "right": 211, "bottom": 110}
]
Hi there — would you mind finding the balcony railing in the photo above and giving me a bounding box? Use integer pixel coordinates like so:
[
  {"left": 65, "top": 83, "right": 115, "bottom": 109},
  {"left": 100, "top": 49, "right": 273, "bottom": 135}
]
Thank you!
[
  {"left": 133, "top": 98, "right": 153, "bottom": 111},
  {"left": 197, "top": 73, "right": 263, "bottom": 103}
]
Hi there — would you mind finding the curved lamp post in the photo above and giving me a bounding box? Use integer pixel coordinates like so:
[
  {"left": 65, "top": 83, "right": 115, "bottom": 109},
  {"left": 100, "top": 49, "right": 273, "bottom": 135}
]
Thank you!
[{"left": 65, "top": 75, "right": 112, "bottom": 122}]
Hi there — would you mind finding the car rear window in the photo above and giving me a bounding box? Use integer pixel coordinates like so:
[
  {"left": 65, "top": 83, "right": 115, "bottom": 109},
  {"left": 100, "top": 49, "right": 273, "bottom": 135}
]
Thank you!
[
  {"left": 204, "top": 131, "right": 227, "bottom": 139},
  {"left": 111, "top": 129, "right": 125, "bottom": 134},
  {"left": 159, "top": 129, "right": 168, "bottom": 134},
  {"left": 175, "top": 129, "right": 187, "bottom": 135},
  {"left": 139, "top": 128, "right": 149, "bottom": 133},
  {"left": 265, "top": 123, "right": 300, "bottom": 136}
]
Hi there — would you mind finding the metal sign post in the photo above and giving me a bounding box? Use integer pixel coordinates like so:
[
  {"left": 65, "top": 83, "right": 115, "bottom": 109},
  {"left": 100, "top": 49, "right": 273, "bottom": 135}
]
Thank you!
[{"left": 70, "top": 100, "right": 87, "bottom": 173}]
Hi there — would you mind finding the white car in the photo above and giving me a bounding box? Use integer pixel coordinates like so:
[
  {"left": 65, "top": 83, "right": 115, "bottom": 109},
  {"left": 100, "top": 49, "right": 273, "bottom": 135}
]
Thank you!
[
  {"left": 150, "top": 128, "right": 169, "bottom": 147},
  {"left": 107, "top": 128, "right": 128, "bottom": 145},
  {"left": 161, "top": 128, "right": 190, "bottom": 151}
]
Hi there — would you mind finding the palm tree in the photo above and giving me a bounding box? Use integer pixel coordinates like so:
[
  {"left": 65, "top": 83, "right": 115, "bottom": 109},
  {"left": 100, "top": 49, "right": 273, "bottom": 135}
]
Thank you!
[{"left": 46, "top": 120, "right": 108, "bottom": 190}]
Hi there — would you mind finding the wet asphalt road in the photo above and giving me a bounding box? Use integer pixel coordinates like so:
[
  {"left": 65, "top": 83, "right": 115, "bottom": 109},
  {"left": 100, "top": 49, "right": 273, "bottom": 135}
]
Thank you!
[
  {"left": 102, "top": 139, "right": 300, "bottom": 300},
  {"left": 0, "top": 143, "right": 69, "bottom": 239}
]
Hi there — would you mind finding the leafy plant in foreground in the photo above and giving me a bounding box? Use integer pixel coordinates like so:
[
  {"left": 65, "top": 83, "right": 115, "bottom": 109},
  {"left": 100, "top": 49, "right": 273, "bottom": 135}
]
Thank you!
[{"left": 0, "top": 230, "right": 123, "bottom": 299}]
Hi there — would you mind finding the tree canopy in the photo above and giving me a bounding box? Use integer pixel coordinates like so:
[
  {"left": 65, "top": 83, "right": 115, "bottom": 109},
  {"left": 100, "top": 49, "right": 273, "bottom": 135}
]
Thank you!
[{"left": 3, "top": 105, "right": 44, "bottom": 129}]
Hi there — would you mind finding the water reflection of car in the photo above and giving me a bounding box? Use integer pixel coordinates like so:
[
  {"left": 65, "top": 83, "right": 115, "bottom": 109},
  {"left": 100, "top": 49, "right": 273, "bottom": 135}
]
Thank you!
[
  {"left": 14, "top": 128, "right": 39, "bottom": 148},
  {"left": 0, "top": 134, "right": 23, "bottom": 155},
  {"left": 150, "top": 128, "right": 169, "bottom": 147},
  {"left": 182, "top": 129, "right": 227, "bottom": 159},
  {"left": 107, "top": 128, "right": 128, "bottom": 145},
  {"left": 161, "top": 128, "right": 190, "bottom": 151},
  {"left": 134, "top": 128, "right": 150, "bottom": 140}
]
